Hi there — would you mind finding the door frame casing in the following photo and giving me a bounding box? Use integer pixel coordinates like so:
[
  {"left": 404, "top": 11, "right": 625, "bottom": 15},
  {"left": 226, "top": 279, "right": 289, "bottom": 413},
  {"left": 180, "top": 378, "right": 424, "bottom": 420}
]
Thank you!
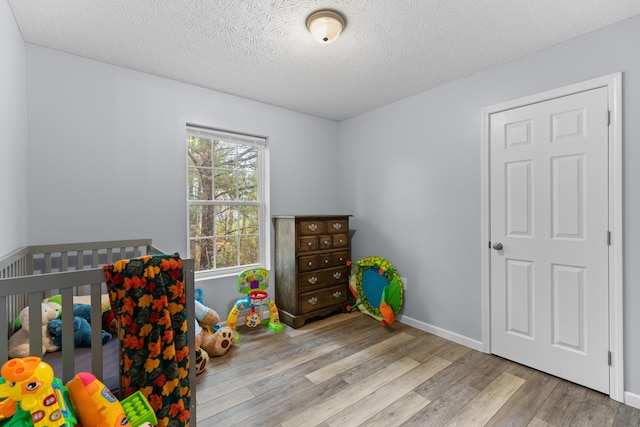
[{"left": 480, "top": 73, "right": 623, "bottom": 402}]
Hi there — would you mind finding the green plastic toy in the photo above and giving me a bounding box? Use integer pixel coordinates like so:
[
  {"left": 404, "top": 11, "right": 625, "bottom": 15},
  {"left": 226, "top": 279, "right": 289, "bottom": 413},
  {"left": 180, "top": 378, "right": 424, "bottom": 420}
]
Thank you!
[
  {"left": 121, "top": 391, "right": 157, "bottom": 427},
  {"left": 347, "top": 256, "right": 404, "bottom": 326}
]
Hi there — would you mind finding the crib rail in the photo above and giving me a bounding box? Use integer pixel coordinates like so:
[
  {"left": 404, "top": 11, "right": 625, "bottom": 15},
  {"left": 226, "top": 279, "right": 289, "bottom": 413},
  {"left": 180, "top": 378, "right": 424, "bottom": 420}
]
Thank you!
[
  {"left": 1, "top": 239, "right": 155, "bottom": 338},
  {"left": 0, "top": 246, "right": 30, "bottom": 278},
  {"left": 0, "top": 247, "right": 30, "bottom": 341},
  {"left": 0, "top": 240, "right": 188, "bottom": 369},
  {"left": 28, "top": 238, "right": 154, "bottom": 275}
]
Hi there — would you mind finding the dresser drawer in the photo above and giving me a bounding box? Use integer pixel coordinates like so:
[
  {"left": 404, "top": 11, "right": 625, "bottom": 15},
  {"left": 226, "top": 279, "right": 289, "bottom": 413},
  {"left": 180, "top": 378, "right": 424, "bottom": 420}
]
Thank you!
[
  {"left": 318, "top": 235, "right": 332, "bottom": 250},
  {"left": 300, "top": 220, "right": 326, "bottom": 235},
  {"left": 332, "top": 234, "right": 348, "bottom": 248},
  {"left": 299, "top": 255, "right": 319, "bottom": 272},
  {"left": 299, "top": 270, "right": 331, "bottom": 292},
  {"left": 299, "top": 266, "right": 348, "bottom": 293},
  {"left": 331, "top": 251, "right": 349, "bottom": 267},
  {"left": 300, "top": 285, "right": 348, "bottom": 314},
  {"left": 326, "top": 219, "right": 348, "bottom": 234},
  {"left": 299, "top": 236, "right": 318, "bottom": 252},
  {"left": 299, "top": 256, "right": 349, "bottom": 273},
  {"left": 318, "top": 253, "right": 332, "bottom": 269},
  {"left": 327, "top": 266, "right": 348, "bottom": 285}
]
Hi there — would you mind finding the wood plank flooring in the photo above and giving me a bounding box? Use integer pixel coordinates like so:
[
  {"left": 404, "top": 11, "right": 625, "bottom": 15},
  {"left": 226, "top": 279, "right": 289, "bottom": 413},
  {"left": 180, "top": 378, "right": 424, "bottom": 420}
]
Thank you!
[{"left": 195, "top": 312, "right": 640, "bottom": 426}]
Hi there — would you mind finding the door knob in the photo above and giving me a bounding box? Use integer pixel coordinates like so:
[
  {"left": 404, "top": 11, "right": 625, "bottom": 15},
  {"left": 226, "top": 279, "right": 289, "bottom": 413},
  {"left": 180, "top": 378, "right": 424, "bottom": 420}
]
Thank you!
[{"left": 492, "top": 242, "right": 503, "bottom": 250}]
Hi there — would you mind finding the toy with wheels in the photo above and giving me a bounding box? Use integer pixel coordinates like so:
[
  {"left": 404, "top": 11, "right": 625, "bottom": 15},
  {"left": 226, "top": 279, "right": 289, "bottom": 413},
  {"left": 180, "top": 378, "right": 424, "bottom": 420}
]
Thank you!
[
  {"left": 226, "top": 268, "right": 284, "bottom": 341},
  {"left": 347, "top": 256, "right": 404, "bottom": 326}
]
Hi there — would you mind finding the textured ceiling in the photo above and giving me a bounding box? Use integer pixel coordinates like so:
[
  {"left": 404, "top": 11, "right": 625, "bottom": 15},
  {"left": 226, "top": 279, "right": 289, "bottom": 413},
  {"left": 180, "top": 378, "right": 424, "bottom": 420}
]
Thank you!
[{"left": 8, "top": 0, "right": 640, "bottom": 121}]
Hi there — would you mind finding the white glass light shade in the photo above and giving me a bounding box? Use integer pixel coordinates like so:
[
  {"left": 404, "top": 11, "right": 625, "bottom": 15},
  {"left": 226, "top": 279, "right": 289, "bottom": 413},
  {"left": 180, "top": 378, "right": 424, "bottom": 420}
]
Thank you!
[{"left": 306, "top": 10, "right": 345, "bottom": 43}]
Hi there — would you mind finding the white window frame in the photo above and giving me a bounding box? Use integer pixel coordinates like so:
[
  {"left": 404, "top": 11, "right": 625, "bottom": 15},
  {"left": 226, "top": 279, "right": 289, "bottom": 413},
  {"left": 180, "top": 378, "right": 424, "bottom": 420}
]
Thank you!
[{"left": 186, "top": 124, "right": 270, "bottom": 279}]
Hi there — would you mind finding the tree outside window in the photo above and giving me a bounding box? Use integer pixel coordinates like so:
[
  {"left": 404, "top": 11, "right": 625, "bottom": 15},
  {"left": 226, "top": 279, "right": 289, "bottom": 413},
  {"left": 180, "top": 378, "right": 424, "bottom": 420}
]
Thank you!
[{"left": 187, "top": 126, "right": 268, "bottom": 275}]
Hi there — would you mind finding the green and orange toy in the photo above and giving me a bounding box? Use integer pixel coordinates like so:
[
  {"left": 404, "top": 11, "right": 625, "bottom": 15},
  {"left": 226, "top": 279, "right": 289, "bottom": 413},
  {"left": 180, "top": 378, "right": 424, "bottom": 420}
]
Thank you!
[{"left": 347, "top": 256, "right": 404, "bottom": 326}]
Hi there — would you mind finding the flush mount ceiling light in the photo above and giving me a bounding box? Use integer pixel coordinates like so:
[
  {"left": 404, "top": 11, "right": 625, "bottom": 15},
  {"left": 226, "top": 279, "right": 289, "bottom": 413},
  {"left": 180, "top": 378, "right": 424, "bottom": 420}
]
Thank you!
[{"left": 306, "top": 10, "right": 345, "bottom": 43}]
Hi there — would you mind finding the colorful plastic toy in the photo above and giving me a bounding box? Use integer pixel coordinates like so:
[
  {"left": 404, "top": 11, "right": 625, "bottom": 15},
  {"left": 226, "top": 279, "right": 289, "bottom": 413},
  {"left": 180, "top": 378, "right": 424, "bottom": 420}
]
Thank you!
[
  {"left": 0, "top": 357, "right": 75, "bottom": 426},
  {"left": 121, "top": 391, "right": 157, "bottom": 427},
  {"left": 65, "top": 372, "right": 131, "bottom": 427},
  {"left": 347, "top": 256, "right": 404, "bottom": 326},
  {"left": 0, "top": 360, "right": 155, "bottom": 427},
  {"left": 226, "top": 268, "right": 284, "bottom": 341},
  {"left": 0, "top": 401, "right": 31, "bottom": 427},
  {"left": 0, "top": 378, "right": 18, "bottom": 420},
  {"left": 50, "top": 378, "right": 76, "bottom": 426}
]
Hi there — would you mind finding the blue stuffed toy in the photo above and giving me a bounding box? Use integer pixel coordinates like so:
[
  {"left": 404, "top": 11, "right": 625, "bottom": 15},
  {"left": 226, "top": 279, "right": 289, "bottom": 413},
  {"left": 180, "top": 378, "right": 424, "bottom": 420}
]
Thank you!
[{"left": 48, "top": 303, "right": 111, "bottom": 348}]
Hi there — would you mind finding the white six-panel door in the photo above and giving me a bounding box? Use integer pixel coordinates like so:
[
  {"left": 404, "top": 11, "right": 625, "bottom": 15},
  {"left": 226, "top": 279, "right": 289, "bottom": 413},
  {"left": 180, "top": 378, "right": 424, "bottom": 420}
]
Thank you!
[{"left": 489, "top": 87, "right": 610, "bottom": 393}]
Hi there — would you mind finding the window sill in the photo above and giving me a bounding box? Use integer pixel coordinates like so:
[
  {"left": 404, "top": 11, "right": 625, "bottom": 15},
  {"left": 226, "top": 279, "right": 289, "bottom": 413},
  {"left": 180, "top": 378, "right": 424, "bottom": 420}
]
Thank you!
[{"left": 194, "top": 264, "right": 265, "bottom": 282}]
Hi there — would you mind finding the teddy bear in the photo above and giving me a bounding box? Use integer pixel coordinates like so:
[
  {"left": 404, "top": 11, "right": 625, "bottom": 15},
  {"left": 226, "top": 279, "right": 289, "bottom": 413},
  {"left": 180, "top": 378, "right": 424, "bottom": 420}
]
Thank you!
[
  {"left": 8, "top": 302, "right": 61, "bottom": 358},
  {"left": 194, "top": 345, "right": 209, "bottom": 376},
  {"left": 194, "top": 299, "right": 234, "bottom": 359},
  {"left": 47, "top": 303, "right": 112, "bottom": 348}
]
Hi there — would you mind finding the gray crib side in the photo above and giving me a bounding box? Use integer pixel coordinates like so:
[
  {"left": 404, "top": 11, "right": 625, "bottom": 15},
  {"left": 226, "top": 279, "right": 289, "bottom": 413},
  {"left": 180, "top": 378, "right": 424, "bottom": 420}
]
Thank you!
[{"left": 0, "top": 239, "right": 197, "bottom": 418}]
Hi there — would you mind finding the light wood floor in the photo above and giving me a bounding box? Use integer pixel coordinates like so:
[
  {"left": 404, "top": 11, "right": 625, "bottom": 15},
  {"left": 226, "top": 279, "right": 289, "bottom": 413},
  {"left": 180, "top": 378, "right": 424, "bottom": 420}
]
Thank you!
[{"left": 195, "top": 311, "right": 640, "bottom": 426}]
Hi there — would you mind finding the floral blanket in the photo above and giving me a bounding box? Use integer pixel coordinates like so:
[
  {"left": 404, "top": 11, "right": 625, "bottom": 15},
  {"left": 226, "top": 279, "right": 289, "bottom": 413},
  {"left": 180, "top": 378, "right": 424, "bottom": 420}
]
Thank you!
[{"left": 104, "top": 253, "right": 191, "bottom": 427}]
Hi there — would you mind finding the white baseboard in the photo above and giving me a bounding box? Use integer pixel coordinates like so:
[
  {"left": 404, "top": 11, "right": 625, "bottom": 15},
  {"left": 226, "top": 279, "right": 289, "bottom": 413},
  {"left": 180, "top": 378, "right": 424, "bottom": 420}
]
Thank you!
[
  {"left": 625, "top": 391, "right": 640, "bottom": 409},
  {"left": 397, "top": 314, "right": 484, "bottom": 352}
]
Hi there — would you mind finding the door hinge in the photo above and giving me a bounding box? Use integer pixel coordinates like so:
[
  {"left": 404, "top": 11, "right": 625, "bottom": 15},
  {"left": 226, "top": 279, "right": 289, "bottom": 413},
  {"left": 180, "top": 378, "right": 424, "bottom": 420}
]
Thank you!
[
  {"left": 489, "top": 241, "right": 491, "bottom": 249},
  {"left": 608, "top": 351, "right": 612, "bottom": 366},
  {"left": 608, "top": 231, "right": 611, "bottom": 246},
  {"left": 607, "top": 110, "right": 611, "bottom": 126}
]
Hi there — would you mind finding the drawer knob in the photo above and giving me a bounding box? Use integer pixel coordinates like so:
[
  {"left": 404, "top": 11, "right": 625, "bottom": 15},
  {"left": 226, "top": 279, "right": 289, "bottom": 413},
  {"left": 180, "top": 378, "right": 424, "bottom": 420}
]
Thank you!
[
  {"left": 324, "top": 259, "right": 329, "bottom": 264},
  {"left": 308, "top": 276, "right": 318, "bottom": 284},
  {"left": 308, "top": 261, "right": 313, "bottom": 266},
  {"left": 333, "top": 272, "right": 342, "bottom": 279},
  {"left": 308, "top": 241, "right": 312, "bottom": 246},
  {"left": 333, "top": 223, "right": 342, "bottom": 230},
  {"left": 308, "top": 224, "right": 318, "bottom": 231},
  {"left": 308, "top": 297, "right": 318, "bottom": 305},
  {"left": 333, "top": 291, "right": 342, "bottom": 298},
  {"left": 324, "top": 240, "right": 329, "bottom": 245}
]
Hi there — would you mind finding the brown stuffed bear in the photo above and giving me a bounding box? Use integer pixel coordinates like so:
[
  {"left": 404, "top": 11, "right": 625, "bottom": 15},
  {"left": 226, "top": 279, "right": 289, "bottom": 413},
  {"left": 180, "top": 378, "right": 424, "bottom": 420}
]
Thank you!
[{"left": 194, "top": 300, "right": 234, "bottom": 358}]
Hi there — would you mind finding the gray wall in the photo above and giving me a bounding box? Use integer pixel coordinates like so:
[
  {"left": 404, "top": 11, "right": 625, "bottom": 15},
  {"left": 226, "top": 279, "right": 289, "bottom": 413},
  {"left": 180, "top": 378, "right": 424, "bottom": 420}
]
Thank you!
[
  {"left": 339, "top": 15, "right": 640, "bottom": 395},
  {"left": 23, "top": 44, "right": 341, "bottom": 325},
  {"left": 0, "top": 0, "right": 28, "bottom": 257}
]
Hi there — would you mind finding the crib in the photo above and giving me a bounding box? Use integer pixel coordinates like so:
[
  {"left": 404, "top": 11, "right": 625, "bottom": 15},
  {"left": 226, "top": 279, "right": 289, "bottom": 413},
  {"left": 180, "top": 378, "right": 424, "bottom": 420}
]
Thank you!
[{"left": 0, "top": 238, "right": 197, "bottom": 421}]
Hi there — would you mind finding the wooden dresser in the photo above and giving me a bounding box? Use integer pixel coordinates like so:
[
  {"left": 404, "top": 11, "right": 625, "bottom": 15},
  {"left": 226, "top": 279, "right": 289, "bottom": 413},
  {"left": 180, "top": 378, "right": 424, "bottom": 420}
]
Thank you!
[{"left": 272, "top": 215, "right": 351, "bottom": 328}]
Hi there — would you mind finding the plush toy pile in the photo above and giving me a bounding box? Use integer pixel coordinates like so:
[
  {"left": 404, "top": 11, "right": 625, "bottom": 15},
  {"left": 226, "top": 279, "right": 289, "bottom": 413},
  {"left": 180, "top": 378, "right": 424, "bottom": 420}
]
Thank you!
[
  {"left": 47, "top": 303, "right": 112, "bottom": 348},
  {"left": 193, "top": 299, "right": 234, "bottom": 374},
  {"left": 8, "top": 295, "right": 233, "bottom": 378},
  {"left": 8, "top": 296, "right": 114, "bottom": 358}
]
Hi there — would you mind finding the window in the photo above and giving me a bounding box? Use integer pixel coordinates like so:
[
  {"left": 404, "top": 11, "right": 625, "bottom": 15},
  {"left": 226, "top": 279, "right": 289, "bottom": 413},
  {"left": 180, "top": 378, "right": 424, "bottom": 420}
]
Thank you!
[{"left": 186, "top": 124, "right": 269, "bottom": 276}]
